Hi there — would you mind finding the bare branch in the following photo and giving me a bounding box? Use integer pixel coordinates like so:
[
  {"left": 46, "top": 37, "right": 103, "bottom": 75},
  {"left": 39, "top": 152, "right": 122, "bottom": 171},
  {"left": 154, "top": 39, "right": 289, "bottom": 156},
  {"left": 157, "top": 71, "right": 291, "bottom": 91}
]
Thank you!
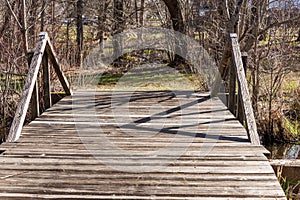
[
  {"left": 259, "top": 15, "right": 300, "bottom": 36},
  {"left": 4, "top": 0, "right": 22, "bottom": 29}
]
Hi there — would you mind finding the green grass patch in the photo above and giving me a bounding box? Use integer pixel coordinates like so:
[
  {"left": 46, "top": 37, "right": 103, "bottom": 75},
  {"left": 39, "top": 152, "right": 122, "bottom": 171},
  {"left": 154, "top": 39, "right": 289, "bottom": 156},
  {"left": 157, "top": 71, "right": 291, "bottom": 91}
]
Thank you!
[
  {"left": 283, "top": 80, "right": 299, "bottom": 92},
  {"left": 98, "top": 74, "right": 123, "bottom": 85},
  {"left": 0, "top": 78, "right": 25, "bottom": 92},
  {"left": 95, "top": 73, "right": 206, "bottom": 91},
  {"left": 284, "top": 118, "right": 299, "bottom": 136}
]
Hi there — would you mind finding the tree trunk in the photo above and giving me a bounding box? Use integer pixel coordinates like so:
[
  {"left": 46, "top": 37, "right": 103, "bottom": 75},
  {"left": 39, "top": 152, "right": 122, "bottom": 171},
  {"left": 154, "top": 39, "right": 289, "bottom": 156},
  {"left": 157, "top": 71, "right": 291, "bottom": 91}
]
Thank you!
[
  {"left": 98, "top": 0, "right": 109, "bottom": 52},
  {"left": 134, "top": 0, "right": 138, "bottom": 25},
  {"left": 162, "top": 0, "right": 185, "bottom": 33},
  {"left": 28, "top": 0, "right": 38, "bottom": 47},
  {"left": 113, "top": 0, "right": 124, "bottom": 34},
  {"left": 161, "top": 0, "right": 185, "bottom": 66},
  {"left": 0, "top": 1, "right": 14, "bottom": 39},
  {"left": 41, "top": 0, "right": 46, "bottom": 32},
  {"left": 218, "top": 0, "right": 245, "bottom": 79},
  {"left": 139, "top": 0, "right": 145, "bottom": 27},
  {"left": 76, "top": 0, "right": 84, "bottom": 68},
  {"left": 113, "top": 0, "right": 124, "bottom": 59},
  {"left": 51, "top": 0, "right": 56, "bottom": 41},
  {"left": 20, "top": 0, "right": 28, "bottom": 55}
]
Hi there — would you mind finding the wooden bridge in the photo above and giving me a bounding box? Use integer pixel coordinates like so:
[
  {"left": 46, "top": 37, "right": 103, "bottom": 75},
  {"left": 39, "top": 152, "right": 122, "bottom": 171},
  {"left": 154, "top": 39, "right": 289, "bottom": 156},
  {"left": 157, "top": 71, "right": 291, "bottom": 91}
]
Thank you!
[{"left": 0, "top": 33, "right": 286, "bottom": 199}]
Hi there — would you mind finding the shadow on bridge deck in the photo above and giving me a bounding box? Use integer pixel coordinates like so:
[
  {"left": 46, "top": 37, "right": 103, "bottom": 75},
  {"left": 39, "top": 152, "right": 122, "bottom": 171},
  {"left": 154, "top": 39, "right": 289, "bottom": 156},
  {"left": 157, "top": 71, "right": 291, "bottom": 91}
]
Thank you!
[{"left": 0, "top": 90, "right": 285, "bottom": 199}]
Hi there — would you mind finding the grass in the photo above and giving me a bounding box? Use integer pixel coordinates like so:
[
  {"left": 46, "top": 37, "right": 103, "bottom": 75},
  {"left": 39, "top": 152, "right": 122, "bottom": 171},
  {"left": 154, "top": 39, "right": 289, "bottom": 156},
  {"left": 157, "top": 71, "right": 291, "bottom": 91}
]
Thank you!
[
  {"left": 87, "top": 73, "right": 207, "bottom": 91},
  {"left": 280, "top": 176, "right": 300, "bottom": 198},
  {"left": 0, "top": 78, "right": 25, "bottom": 93},
  {"left": 283, "top": 79, "right": 299, "bottom": 93},
  {"left": 282, "top": 71, "right": 300, "bottom": 88},
  {"left": 284, "top": 118, "right": 299, "bottom": 136},
  {"left": 58, "top": 25, "right": 96, "bottom": 42}
]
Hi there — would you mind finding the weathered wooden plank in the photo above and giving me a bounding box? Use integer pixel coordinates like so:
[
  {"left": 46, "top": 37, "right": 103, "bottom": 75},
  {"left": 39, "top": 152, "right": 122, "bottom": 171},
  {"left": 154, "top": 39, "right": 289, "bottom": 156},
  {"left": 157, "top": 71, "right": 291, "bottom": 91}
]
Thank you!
[
  {"left": 230, "top": 33, "right": 260, "bottom": 145},
  {"left": 20, "top": 126, "right": 247, "bottom": 132},
  {"left": 0, "top": 178, "right": 282, "bottom": 189},
  {"left": 0, "top": 185, "right": 286, "bottom": 197},
  {"left": 0, "top": 163, "right": 276, "bottom": 174},
  {"left": 0, "top": 157, "right": 272, "bottom": 166},
  {"left": 15, "top": 136, "right": 248, "bottom": 143},
  {"left": 7, "top": 33, "right": 48, "bottom": 142},
  {"left": 31, "top": 119, "right": 244, "bottom": 127},
  {"left": 0, "top": 154, "right": 268, "bottom": 161},
  {"left": 4, "top": 148, "right": 262, "bottom": 158},
  {"left": 0, "top": 193, "right": 287, "bottom": 199},
  {"left": 269, "top": 159, "right": 300, "bottom": 167},
  {"left": 40, "top": 113, "right": 235, "bottom": 119},
  {"left": 7, "top": 136, "right": 253, "bottom": 144},
  {"left": 20, "top": 132, "right": 248, "bottom": 138},
  {"left": 0, "top": 155, "right": 268, "bottom": 163},
  {"left": 28, "top": 120, "right": 245, "bottom": 127},
  {"left": 0, "top": 170, "right": 276, "bottom": 179},
  {"left": 0, "top": 150, "right": 268, "bottom": 158},
  {"left": 237, "top": 52, "right": 248, "bottom": 123}
]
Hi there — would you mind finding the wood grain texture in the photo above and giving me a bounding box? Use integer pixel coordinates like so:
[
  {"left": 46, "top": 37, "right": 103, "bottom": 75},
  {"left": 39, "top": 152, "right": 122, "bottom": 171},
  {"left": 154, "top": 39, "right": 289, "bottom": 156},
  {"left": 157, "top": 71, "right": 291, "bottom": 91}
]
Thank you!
[
  {"left": 230, "top": 33, "right": 260, "bottom": 145},
  {"left": 1, "top": 90, "right": 285, "bottom": 199},
  {"left": 7, "top": 33, "right": 48, "bottom": 142},
  {"left": 7, "top": 32, "right": 72, "bottom": 142}
]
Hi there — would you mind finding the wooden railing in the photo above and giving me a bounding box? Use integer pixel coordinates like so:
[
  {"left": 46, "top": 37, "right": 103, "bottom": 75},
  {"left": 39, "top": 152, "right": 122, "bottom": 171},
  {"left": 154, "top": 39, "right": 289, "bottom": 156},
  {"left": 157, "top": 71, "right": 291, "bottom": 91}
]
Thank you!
[
  {"left": 7, "top": 32, "right": 72, "bottom": 142},
  {"left": 228, "top": 33, "right": 260, "bottom": 145}
]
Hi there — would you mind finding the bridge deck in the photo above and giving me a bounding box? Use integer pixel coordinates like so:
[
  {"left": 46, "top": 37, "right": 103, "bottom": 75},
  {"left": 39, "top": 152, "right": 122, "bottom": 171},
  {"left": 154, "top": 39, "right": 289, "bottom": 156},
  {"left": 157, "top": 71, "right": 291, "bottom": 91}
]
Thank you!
[{"left": 0, "top": 91, "right": 285, "bottom": 199}]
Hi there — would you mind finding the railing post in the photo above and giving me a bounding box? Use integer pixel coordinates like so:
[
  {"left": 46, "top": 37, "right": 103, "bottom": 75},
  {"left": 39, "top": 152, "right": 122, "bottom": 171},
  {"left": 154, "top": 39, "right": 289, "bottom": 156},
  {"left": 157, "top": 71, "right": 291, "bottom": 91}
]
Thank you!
[
  {"left": 28, "top": 51, "right": 40, "bottom": 120},
  {"left": 7, "top": 33, "right": 48, "bottom": 142},
  {"left": 43, "top": 51, "right": 51, "bottom": 110},
  {"left": 237, "top": 53, "right": 248, "bottom": 124},
  {"left": 241, "top": 52, "right": 248, "bottom": 69},
  {"left": 228, "top": 58, "right": 236, "bottom": 115},
  {"left": 230, "top": 33, "right": 260, "bottom": 145},
  {"left": 7, "top": 32, "right": 72, "bottom": 142},
  {"left": 31, "top": 81, "right": 40, "bottom": 120}
]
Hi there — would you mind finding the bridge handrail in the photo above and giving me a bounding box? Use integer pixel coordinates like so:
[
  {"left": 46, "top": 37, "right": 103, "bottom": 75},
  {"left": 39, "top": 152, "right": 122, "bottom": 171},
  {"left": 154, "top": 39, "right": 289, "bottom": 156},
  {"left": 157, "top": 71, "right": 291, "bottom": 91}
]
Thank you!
[
  {"left": 228, "top": 33, "right": 260, "bottom": 145},
  {"left": 7, "top": 32, "right": 72, "bottom": 142}
]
